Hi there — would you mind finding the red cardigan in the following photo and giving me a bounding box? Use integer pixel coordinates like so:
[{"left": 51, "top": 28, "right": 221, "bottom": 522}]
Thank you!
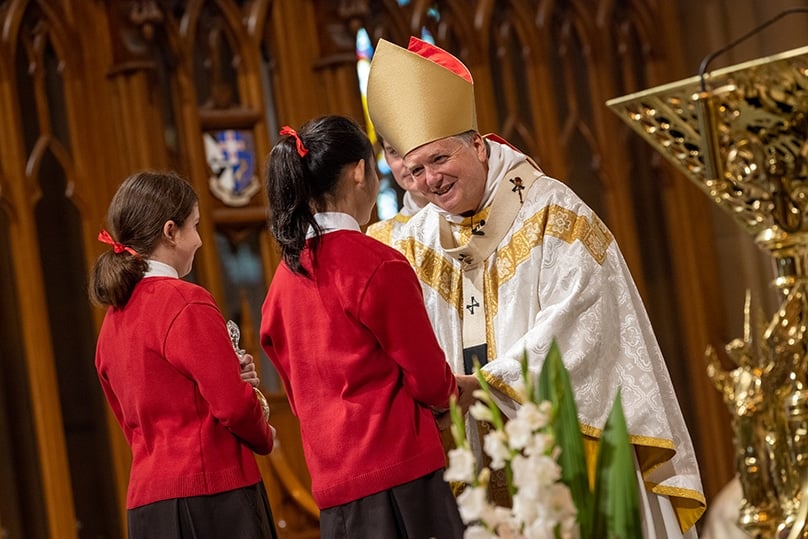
[
  {"left": 95, "top": 277, "right": 273, "bottom": 509},
  {"left": 260, "top": 230, "right": 458, "bottom": 509}
]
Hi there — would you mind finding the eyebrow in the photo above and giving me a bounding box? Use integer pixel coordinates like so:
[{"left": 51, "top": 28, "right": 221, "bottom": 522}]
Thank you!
[{"left": 409, "top": 145, "right": 450, "bottom": 164}]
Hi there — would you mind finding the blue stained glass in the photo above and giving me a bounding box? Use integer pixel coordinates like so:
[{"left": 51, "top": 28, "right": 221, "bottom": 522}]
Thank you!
[
  {"left": 376, "top": 179, "right": 400, "bottom": 220},
  {"left": 420, "top": 28, "right": 435, "bottom": 44},
  {"left": 377, "top": 156, "right": 391, "bottom": 176},
  {"left": 356, "top": 26, "right": 398, "bottom": 215},
  {"left": 356, "top": 28, "right": 373, "bottom": 96},
  {"left": 356, "top": 27, "right": 373, "bottom": 61}
]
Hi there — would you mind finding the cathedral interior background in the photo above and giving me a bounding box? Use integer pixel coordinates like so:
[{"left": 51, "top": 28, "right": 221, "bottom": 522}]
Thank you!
[{"left": 3, "top": 0, "right": 808, "bottom": 536}]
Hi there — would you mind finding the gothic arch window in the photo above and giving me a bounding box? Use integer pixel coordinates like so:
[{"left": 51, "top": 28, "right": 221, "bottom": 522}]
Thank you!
[
  {"left": 12, "top": 2, "right": 120, "bottom": 536},
  {"left": 116, "top": 0, "right": 280, "bottom": 390},
  {"left": 0, "top": 198, "right": 46, "bottom": 539}
]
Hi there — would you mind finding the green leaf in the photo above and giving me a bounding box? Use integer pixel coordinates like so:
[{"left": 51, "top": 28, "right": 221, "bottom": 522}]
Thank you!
[
  {"left": 537, "top": 340, "right": 593, "bottom": 537},
  {"left": 448, "top": 394, "right": 467, "bottom": 449},
  {"left": 592, "top": 388, "right": 642, "bottom": 539},
  {"left": 475, "top": 360, "right": 506, "bottom": 431}
]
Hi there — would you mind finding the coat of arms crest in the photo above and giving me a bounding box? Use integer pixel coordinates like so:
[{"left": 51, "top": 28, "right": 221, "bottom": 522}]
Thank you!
[{"left": 203, "top": 129, "right": 261, "bottom": 206}]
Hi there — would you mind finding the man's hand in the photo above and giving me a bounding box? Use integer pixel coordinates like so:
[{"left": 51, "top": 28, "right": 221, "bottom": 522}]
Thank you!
[
  {"left": 432, "top": 374, "right": 482, "bottom": 430},
  {"left": 433, "top": 409, "right": 453, "bottom": 431},
  {"left": 455, "top": 374, "right": 481, "bottom": 415}
]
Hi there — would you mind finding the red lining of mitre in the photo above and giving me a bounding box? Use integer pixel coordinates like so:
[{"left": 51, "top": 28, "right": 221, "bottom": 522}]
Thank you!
[{"left": 407, "top": 36, "right": 473, "bottom": 83}]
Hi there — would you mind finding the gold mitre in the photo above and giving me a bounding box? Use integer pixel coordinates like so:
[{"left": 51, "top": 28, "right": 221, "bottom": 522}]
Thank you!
[{"left": 367, "top": 37, "right": 477, "bottom": 156}]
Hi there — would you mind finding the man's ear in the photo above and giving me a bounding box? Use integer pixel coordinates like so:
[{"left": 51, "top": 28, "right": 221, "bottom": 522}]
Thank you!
[{"left": 471, "top": 134, "right": 487, "bottom": 163}]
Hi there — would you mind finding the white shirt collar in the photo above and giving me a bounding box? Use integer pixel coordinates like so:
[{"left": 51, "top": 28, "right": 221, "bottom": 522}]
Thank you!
[
  {"left": 144, "top": 259, "right": 179, "bottom": 278},
  {"left": 400, "top": 191, "right": 426, "bottom": 217},
  {"left": 306, "top": 212, "right": 361, "bottom": 238}
]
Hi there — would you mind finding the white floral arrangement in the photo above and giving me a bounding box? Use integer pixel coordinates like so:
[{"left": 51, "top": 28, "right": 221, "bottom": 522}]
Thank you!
[{"left": 445, "top": 342, "right": 642, "bottom": 539}]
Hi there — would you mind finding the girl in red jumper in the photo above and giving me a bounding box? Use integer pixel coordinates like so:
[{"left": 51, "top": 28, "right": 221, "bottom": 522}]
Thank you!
[
  {"left": 261, "top": 115, "right": 465, "bottom": 538},
  {"left": 90, "top": 171, "right": 277, "bottom": 539}
]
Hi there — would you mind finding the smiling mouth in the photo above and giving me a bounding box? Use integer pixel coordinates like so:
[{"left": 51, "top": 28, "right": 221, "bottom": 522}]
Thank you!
[{"left": 433, "top": 184, "right": 452, "bottom": 196}]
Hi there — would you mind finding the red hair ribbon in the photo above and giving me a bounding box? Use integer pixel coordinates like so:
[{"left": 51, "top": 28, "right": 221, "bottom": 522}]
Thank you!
[
  {"left": 98, "top": 230, "right": 138, "bottom": 257},
  {"left": 279, "top": 126, "right": 309, "bottom": 158}
]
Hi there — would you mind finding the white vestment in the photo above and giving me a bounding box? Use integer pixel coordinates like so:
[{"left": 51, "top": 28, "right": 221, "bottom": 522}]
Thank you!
[{"left": 394, "top": 139, "right": 705, "bottom": 536}]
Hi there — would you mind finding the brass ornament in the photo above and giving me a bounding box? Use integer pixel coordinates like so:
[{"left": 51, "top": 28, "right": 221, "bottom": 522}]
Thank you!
[
  {"left": 226, "top": 320, "right": 271, "bottom": 423},
  {"left": 608, "top": 45, "right": 808, "bottom": 538}
]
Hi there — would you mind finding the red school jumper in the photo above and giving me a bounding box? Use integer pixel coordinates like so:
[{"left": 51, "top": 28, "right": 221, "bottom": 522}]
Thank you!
[
  {"left": 260, "top": 229, "right": 457, "bottom": 509},
  {"left": 95, "top": 277, "right": 273, "bottom": 509}
]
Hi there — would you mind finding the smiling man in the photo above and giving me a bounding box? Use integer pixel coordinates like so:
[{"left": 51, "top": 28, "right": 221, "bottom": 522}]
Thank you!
[{"left": 367, "top": 36, "right": 706, "bottom": 537}]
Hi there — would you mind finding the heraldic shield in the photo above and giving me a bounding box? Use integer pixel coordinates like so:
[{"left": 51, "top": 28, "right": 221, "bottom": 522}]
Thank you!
[{"left": 204, "top": 129, "right": 261, "bottom": 207}]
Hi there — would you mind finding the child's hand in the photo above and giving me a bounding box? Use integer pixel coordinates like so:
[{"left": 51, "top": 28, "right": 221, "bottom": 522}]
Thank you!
[{"left": 239, "top": 353, "right": 260, "bottom": 388}]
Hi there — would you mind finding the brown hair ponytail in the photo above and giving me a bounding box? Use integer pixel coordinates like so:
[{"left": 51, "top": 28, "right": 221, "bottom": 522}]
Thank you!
[{"left": 89, "top": 171, "right": 197, "bottom": 308}]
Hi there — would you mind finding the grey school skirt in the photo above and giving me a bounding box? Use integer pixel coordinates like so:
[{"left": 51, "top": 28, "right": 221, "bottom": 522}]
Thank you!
[{"left": 127, "top": 482, "right": 277, "bottom": 539}]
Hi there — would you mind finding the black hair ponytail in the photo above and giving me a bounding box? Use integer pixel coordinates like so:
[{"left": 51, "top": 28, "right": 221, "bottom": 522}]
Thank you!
[{"left": 266, "top": 115, "right": 372, "bottom": 276}]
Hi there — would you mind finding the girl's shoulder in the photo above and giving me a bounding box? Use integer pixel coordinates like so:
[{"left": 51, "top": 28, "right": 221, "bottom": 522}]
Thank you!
[
  {"left": 320, "top": 230, "right": 410, "bottom": 273},
  {"left": 140, "top": 277, "right": 216, "bottom": 306},
  {"left": 327, "top": 229, "right": 405, "bottom": 258}
]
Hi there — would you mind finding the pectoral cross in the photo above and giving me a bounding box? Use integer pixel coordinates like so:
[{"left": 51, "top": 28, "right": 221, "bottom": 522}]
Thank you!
[{"left": 510, "top": 176, "right": 524, "bottom": 203}]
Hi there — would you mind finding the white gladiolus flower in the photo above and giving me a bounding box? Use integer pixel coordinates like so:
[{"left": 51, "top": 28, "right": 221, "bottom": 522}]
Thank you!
[
  {"left": 511, "top": 378, "right": 528, "bottom": 402},
  {"left": 546, "top": 482, "right": 577, "bottom": 519},
  {"left": 504, "top": 415, "right": 533, "bottom": 450},
  {"left": 558, "top": 515, "right": 580, "bottom": 539},
  {"left": 524, "top": 432, "right": 554, "bottom": 457},
  {"left": 489, "top": 506, "right": 516, "bottom": 530},
  {"left": 514, "top": 453, "right": 561, "bottom": 487},
  {"left": 444, "top": 363, "right": 584, "bottom": 539},
  {"left": 445, "top": 447, "right": 477, "bottom": 483},
  {"left": 529, "top": 455, "right": 561, "bottom": 485},
  {"left": 512, "top": 488, "right": 540, "bottom": 526},
  {"left": 516, "top": 401, "right": 550, "bottom": 431},
  {"left": 470, "top": 401, "right": 495, "bottom": 423},
  {"left": 483, "top": 430, "right": 511, "bottom": 470},
  {"left": 464, "top": 525, "right": 495, "bottom": 539},
  {"left": 511, "top": 455, "right": 540, "bottom": 494},
  {"left": 493, "top": 520, "right": 522, "bottom": 539},
  {"left": 457, "top": 485, "right": 490, "bottom": 522},
  {"left": 523, "top": 517, "right": 558, "bottom": 539}
]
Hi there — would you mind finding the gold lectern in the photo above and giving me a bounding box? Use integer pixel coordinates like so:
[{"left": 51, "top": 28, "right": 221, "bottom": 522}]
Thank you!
[{"left": 608, "top": 46, "right": 808, "bottom": 538}]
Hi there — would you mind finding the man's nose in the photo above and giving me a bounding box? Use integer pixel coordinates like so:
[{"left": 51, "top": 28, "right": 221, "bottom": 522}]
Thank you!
[{"left": 424, "top": 166, "right": 442, "bottom": 187}]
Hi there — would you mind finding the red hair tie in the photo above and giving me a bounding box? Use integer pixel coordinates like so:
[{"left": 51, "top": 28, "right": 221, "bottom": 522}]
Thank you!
[
  {"left": 279, "top": 126, "right": 309, "bottom": 158},
  {"left": 98, "top": 230, "right": 139, "bottom": 257}
]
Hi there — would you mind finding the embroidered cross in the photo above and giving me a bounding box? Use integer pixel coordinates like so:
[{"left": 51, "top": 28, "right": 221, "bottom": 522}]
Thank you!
[
  {"left": 466, "top": 296, "right": 480, "bottom": 314},
  {"left": 458, "top": 253, "right": 473, "bottom": 265},
  {"left": 471, "top": 218, "right": 486, "bottom": 236},
  {"left": 510, "top": 176, "right": 524, "bottom": 203}
]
